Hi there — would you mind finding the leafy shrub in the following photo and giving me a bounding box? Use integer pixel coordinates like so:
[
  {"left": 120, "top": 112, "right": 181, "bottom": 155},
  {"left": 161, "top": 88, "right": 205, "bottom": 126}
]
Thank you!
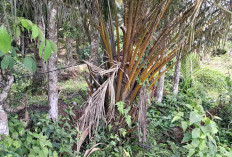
[
  {"left": 195, "top": 68, "right": 227, "bottom": 95},
  {"left": 30, "top": 112, "right": 77, "bottom": 156},
  {"left": 0, "top": 116, "right": 58, "bottom": 157}
]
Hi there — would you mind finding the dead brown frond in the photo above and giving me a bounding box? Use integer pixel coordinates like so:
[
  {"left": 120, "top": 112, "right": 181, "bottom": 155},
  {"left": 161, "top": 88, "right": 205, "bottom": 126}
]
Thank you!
[
  {"left": 83, "top": 143, "right": 105, "bottom": 157},
  {"left": 77, "top": 61, "right": 119, "bottom": 136}
]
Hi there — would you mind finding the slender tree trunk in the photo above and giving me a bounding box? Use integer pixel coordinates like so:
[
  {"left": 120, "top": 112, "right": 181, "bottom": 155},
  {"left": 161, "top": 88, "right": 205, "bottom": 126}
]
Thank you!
[
  {"left": 0, "top": 75, "right": 14, "bottom": 136},
  {"left": 0, "top": 105, "right": 8, "bottom": 136},
  {"left": 155, "top": 65, "right": 166, "bottom": 103},
  {"left": 21, "top": 35, "right": 25, "bottom": 55},
  {"left": 32, "top": 0, "right": 47, "bottom": 86},
  {"left": 47, "top": 1, "right": 58, "bottom": 121},
  {"left": 229, "top": 49, "right": 232, "bottom": 56},
  {"left": 173, "top": 52, "right": 182, "bottom": 94},
  {"left": 90, "top": 28, "right": 99, "bottom": 66},
  {"left": 66, "top": 38, "right": 76, "bottom": 66}
]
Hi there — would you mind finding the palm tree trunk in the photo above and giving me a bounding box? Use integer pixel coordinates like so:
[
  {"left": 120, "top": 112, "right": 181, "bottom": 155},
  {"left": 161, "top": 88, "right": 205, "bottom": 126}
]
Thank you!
[
  {"left": 172, "top": 52, "right": 181, "bottom": 94},
  {"left": 47, "top": 0, "right": 58, "bottom": 121}
]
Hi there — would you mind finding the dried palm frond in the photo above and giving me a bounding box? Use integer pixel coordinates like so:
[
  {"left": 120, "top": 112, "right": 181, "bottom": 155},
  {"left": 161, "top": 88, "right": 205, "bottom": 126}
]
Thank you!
[
  {"left": 77, "top": 61, "right": 120, "bottom": 136},
  {"left": 84, "top": 143, "right": 105, "bottom": 157}
]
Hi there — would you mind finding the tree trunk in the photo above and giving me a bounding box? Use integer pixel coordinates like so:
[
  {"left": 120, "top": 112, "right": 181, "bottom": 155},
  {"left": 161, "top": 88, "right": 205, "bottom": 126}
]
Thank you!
[
  {"left": 173, "top": 52, "right": 181, "bottom": 95},
  {"left": 66, "top": 38, "right": 76, "bottom": 66},
  {"left": 0, "top": 105, "right": 8, "bottom": 136},
  {"left": 229, "top": 49, "right": 232, "bottom": 56},
  {"left": 155, "top": 65, "right": 166, "bottom": 103},
  {"left": 0, "top": 75, "right": 14, "bottom": 136},
  {"left": 90, "top": 28, "right": 99, "bottom": 66},
  {"left": 47, "top": 1, "right": 58, "bottom": 121},
  {"left": 33, "top": 0, "right": 47, "bottom": 86}
]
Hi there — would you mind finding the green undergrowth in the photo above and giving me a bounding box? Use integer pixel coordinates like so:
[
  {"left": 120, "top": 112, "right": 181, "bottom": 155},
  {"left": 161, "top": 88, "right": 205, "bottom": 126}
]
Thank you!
[
  {"left": 203, "top": 54, "right": 232, "bottom": 80},
  {"left": 2, "top": 77, "right": 232, "bottom": 156},
  {"left": 194, "top": 68, "right": 228, "bottom": 98}
]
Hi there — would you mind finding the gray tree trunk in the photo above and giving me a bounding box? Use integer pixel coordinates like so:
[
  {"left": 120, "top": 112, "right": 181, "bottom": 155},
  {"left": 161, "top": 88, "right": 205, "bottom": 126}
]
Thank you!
[
  {"left": 173, "top": 52, "right": 182, "bottom": 95},
  {"left": 66, "top": 38, "right": 76, "bottom": 66},
  {"left": 33, "top": 0, "right": 47, "bottom": 85},
  {"left": 155, "top": 65, "right": 166, "bottom": 103},
  {"left": 90, "top": 28, "right": 99, "bottom": 66},
  {"left": 0, "top": 75, "right": 14, "bottom": 136},
  {"left": 229, "top": 49, "right": 232, "bottom": 56},
  {"left": 48, "top": 1, "right": 58, "bottom": 121}
]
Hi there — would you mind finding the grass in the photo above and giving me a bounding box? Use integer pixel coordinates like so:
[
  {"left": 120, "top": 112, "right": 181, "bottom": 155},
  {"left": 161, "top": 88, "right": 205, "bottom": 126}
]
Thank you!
[
  {"left": 10, "top": 76, "right": 88, "bottom": 107},
  {"left": 196, "top": 51, "right": 232, "bottom": 98},
  {"left": 203, "top": 54, "right": 232, "bottom": 79},
  {"left": 58, "top": 78, "right": 87, "bottom": 92}
]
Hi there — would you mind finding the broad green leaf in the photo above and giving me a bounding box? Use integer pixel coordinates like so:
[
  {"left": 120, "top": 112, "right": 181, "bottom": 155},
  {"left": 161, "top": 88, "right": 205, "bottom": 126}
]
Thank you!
[
  {"left": 31, "top": 59, "right": 37, "bottom": 72},
  {"left": 181, "top": 121, "right": 188, "bottom": 132},
  {"left": 200, "top": 126, "right": 208, "bottom": 134},
  {"left": 13, "top": 140, "right": 21, "bottom": 148},
  {"left": 208, "top": 140, "right": 217, "bottom": 154},
  {"left": 32, "top": 25, "right": 40, "bottom": 39},
  {"left": 167, "top": 141, "right": 177, "bottom": 153},
  {"left": 191, "top": 139, "right": 199, "bottom": 147},
  {"left": 1, "top": 55, "right": 10, "bottom": 69},
  {"left": 192, "top": 128, "right": 200, "bottom": 139},
  {"left": 21, "top": 19, "right": 29, "bottom": 29},
  {"left": 199, "top": 140, "right": 206, "bottom": 151},
  {"left": 43, "top": 147, "right": 49, "bottom": 156},
  {"left": 26, "top": 135, "right": 32, "bottom": 144},
  {"left": 24, "top": 57, "right": 37, "bottom": 72},
  {"left": 189, "top": 111, "right": 202, "bottom": 125},
  {"left": 187, "top": 149, "right": 195, "bottom": 157},
  {"left": 208, "top": 135, "right": 217, "bottom": 145},
  {"left": 8, "top": 56, "right": 14, "bottom": 69},
  {"left": 0, "top": 51, "right": 4, "bottom": 57},
  {"left": 171, "top": 112, "right": 183, "bottom": 123},
  {"left": 185, "top": 104, "right": 193, "bottom": 110},
  {"left": 44, "top": 40, "right": 52, "bottom": 61},
  {"left": 39, "top": 40, "right": 45, "bottom": 57},
  {"left": 0, "top": 26, "right": 11, "bottom": 53},
  {"left": 50, "top": 41, "right": 57, "bottom": 53},
  {"left": 199, "top": 152, "right": 203, "bottom": 157},
  {"left": 209, "top": 121, "right": 218, "bottom": 134},
  {"left": 10, "top": 47, "right": 16, "bottom": 57},
  {"left": 182, "top": 132, "right": 192, "bottom": 143},
  {"left": 53, "top": 151, "right": 58, "bottom": 157},
  {"left": 21, "top": 19, "right": 33, "bottom": 29}
]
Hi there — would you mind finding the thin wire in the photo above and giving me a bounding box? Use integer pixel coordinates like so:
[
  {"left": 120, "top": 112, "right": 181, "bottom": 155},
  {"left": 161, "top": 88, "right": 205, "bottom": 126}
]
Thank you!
[{"left": 14, "top": 63, "right": 86, "bottom": 82}]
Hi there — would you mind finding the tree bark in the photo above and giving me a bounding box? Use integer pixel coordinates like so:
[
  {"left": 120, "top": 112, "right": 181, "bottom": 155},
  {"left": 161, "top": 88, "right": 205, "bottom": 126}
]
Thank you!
[
  {"left": 48, "top": 1, "right": 58, "bottom": 121},
  {"left": 0, "top": 75, "right": 14, "bottom": 136},
  {"left": 173, "top": 52, "right": 182, "bottom": 95},
  {"left": 32, "top": 0, "right": 47, "bottom": 86},
  {"left": 66, "top": 38, "right": 76, "bottom": 66},
  {"left": 155, "top": 65, "right": 166, "bottom": 103},
  {"left": 90, "top": 28, "right": 99, "bottom": 66}
]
